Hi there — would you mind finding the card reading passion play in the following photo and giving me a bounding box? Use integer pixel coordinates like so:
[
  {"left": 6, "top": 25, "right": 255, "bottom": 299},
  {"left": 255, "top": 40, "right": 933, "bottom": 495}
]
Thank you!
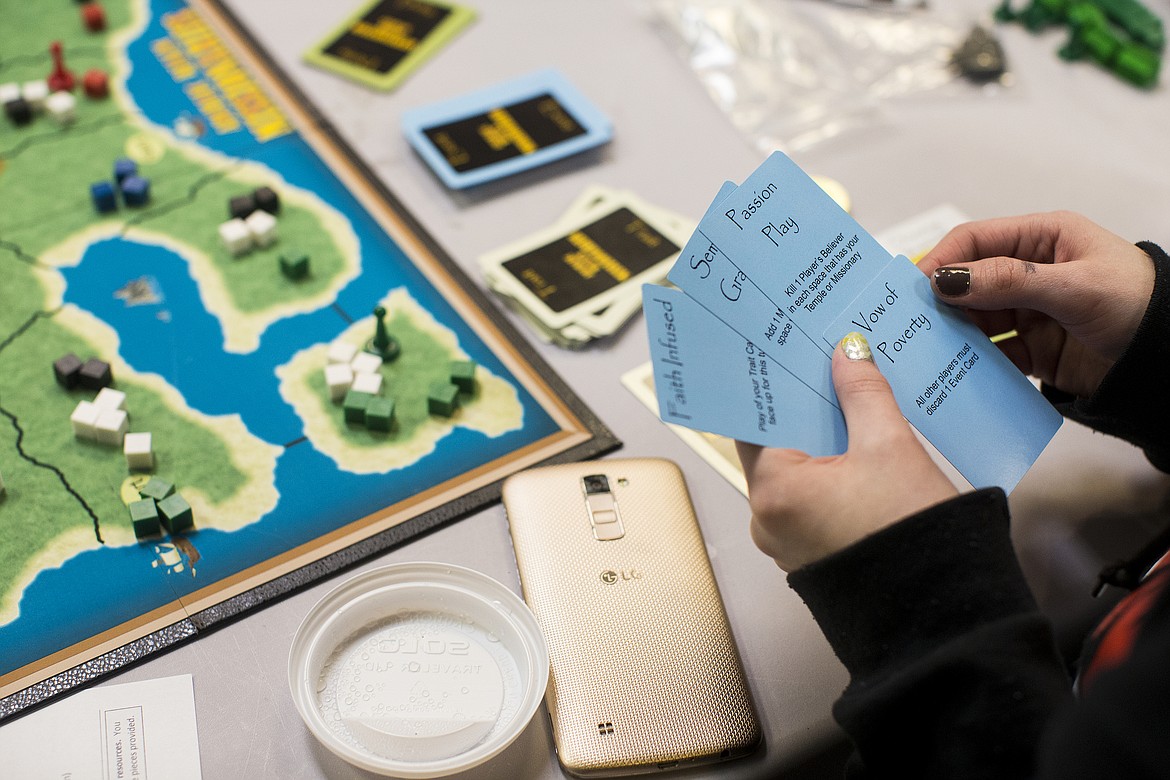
[
  {"left": 643, "top": 285, "right": 847, "bottom": 454},
  {"left": 401, "top": 69, "right": 612, "bottom": 189},
  {"left": 823, "top": 257, "right": 1063, "bottom": 491},
  {"left": 668, "top": 181, "right": 839, "bottom": 410},
  {"left": 304, "top": 0, "right": 475, "bottom": 91},
  {"left": 480, "top": 192, "right": 687, "bottom": 332},
  {"left": 697, "top": 152, "right": 893, "bottom": 339}
]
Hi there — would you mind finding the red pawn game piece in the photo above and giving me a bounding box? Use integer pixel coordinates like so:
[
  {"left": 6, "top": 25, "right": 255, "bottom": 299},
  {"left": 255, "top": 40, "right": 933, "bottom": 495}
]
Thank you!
[
  {"left": 81, "top": 3, "right": 107, "bottom": 33},
  {"left": 83, "top": 69, "right": 109, "bottom": 99},
  {"left": 47, "top": 41, "right": 75, "bottom": 93}
]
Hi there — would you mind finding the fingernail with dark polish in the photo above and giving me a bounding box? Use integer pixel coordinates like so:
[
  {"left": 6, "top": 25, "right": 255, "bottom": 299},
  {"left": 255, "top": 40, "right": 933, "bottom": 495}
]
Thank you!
[{"left": 934, "top": 267, "right": 971, "bottom": 297}]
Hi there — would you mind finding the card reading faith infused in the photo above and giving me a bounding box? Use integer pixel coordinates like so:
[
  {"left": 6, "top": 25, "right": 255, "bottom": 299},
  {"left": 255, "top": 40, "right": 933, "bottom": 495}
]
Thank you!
[
  {"left": 823, "top": 258, "right": 1063, "bottom": 491},
  {"left": 402, "top": 69, "right": 613, "bottom": 189},
  {"left": 304, "top": 0, "right": 475, "bottom": 90},
  {"left": 643, "top": 285, "right": 847, "bottom": 455}
]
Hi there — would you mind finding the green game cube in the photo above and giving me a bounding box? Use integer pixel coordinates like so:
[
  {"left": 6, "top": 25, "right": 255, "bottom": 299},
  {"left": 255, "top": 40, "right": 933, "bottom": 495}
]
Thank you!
[
  {"left": 343, "top": 390, "right": 374, "bottom": 424},
  {"left": 138, "top": 477, "right": 174, "bottom": 502},
  {"left": 427, "top": 381, "right": 460, "bottom": 417},
  {"left": 128, "top": 499, "right": 162, "bottom": 542},
  {"left": 279, "top": 253, "right": 310, "bottom": 280},
  {"left": 449, "top": 360, "right": 477, "bottom": 393},
  {"left": 365, "top": 397, "right": 396, "bottom": 432},
  {"left": 158, "top": 493, "right": 195, "bottom": 534}
]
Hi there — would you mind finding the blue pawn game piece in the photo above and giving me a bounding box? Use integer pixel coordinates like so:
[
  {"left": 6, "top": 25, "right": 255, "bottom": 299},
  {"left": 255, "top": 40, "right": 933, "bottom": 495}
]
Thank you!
[
  {"left": 121, "top": 175, "right": 150, "bottom": 207},
  {"left": 90, "top": 181, "right": 117, "bottom": 213},
  {"left": 113, "top": 157, "right": 137, "bottom": 186}
]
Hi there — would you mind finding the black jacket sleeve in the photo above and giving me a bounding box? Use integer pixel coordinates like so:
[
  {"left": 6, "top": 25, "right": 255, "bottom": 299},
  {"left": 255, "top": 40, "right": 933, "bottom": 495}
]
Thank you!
[
  {"left": 788, "top": 490, "right": 1072, "bottom": 779},
  {"left": 1043, "top": 241, "right": 1170, "bottom": 472}
]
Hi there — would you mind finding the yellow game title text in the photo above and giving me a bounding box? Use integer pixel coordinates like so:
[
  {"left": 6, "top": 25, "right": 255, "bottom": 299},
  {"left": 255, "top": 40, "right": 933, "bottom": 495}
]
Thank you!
[
  {"left": 352, "top": 17, "right": 418, "bottom": 52},
  {"left": 161, "top": 9, "right": 291, "bottom": 143},
  {"left": 565, "top": 232, "right": 630, "bottom": 282}
]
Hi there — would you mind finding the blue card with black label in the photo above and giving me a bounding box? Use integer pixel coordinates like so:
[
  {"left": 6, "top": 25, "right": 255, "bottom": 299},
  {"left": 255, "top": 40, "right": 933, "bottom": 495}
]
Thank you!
[
  {"left": 643, "top": 284, "right": 847, "bottom": 454},
  {"left": 823, "top": 257, "right": 1062, "bottom": 491},
  {"left": 401, "top": 68, "right": 612, "bottom": 189}
]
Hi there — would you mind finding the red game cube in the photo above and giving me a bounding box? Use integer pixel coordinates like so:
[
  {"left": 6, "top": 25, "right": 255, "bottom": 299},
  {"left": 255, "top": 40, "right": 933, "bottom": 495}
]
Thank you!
[
  {"left": 82, "top": 3, "right": 107, "bottom": 33},
  {"left": 83, "top": 69, "right": 109, "bottom": 99}
]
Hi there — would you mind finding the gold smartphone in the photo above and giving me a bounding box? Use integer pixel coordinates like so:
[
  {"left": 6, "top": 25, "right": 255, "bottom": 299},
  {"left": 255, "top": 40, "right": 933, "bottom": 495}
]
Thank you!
[{"left": 502, "top": 458, "right": 761, "bottom": 776}]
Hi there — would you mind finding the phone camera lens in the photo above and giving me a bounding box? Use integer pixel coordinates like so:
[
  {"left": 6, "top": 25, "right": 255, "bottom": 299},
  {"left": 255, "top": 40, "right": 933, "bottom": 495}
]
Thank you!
[{"left": 582, "top": 475, "right": 610, "bottom": 494}]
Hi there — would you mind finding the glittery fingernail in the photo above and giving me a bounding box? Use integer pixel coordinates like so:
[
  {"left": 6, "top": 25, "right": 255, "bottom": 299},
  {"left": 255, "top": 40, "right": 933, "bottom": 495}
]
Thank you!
[
  {"left": 840, "top": 332, "right": 872, "bottom": 362},
  {"left": 934, "top": 267, "right": 971, "bottom": 297}
]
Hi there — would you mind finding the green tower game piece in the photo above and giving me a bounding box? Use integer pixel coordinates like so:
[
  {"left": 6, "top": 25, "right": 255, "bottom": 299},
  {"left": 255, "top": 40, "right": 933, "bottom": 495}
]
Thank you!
[
  {"left": 365, "top": 305, "right": 400, "bottom": 363},
  {"left": 129, "top": 498, "right": 162, "bottom": 542},
  {"left": 427, "top": 381, "right": 460, "bottom": 417}
]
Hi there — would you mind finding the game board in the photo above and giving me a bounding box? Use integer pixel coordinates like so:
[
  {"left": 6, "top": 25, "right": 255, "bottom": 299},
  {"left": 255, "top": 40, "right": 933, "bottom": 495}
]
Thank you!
[{"left": 0, "top": 0, "right": 618, "bottom": 719}]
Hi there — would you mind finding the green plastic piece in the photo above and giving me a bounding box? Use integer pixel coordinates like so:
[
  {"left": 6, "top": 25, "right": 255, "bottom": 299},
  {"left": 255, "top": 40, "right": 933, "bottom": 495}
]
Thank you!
[
  {"left": 138, "top": 477, "right": 174, "bottom": 502},
  {"left": 279, "top": 253, "right": 310, "bottom": 281},
  {"left": 449, "top": 360, "right": 477, "bottom": 393},
  {"left": 343, "top": 390, "right": 373, "bottom": 424},
  {"left": 157, "top": 493, "right": 194, "bottom": 534},
  {"left": 129, "top": 499, "right": 162, "bottom": 541},
  {"left": 427, "top": 381, "right": 460, "bottom": 417},
  {"left": 365, "top": 305, "right": 400, "bottom": 363},
  {"left": 365, "top": 397, "right": 396, "bottom": 432}
]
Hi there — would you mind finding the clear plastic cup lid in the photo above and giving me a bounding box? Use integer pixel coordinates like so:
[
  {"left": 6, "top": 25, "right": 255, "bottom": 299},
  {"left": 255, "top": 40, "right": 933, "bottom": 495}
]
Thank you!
[{"left": 288, "top": 562, "right": 549, "bottom": 777}]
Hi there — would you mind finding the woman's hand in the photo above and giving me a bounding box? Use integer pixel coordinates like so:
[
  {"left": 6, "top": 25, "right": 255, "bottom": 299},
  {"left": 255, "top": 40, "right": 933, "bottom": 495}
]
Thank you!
[
  {"left": 917, "top": 211, "right": 1156, "bottom": 398},
  {"left": 736, "top": 334, "right": 958, "bottom": 572}
]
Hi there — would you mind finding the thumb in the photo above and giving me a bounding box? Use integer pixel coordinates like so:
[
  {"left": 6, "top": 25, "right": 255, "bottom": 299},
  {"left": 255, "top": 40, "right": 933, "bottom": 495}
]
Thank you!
[{"left": 833, "top": 333, "right": 910, "bottom": 452}]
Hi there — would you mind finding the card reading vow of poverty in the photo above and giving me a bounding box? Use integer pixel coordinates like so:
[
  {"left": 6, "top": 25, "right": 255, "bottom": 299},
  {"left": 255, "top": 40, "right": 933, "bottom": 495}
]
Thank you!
[
  {"left": 401, "top": 69, "right": 612, "bottom": 188},
  {"left": 822, "top": 257, "right": 1063, "bottom": 491}
]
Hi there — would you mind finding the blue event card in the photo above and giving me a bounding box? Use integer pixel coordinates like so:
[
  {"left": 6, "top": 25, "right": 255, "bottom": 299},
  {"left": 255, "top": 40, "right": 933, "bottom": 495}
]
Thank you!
[
  {"left": 668, "top": 181, "right": 839, "bottom": 410},
  {"left": 823, "top": 257, "right": 1063, "bottom": 491},
  {"left": 401, "top": 68, "right": 612, "bottom": 189},
  {"left": 698, "top": 152, "right": 894, "bottom": 338},
  {"left": 642, "top": 284, "right": 847, "bottom": 455}
]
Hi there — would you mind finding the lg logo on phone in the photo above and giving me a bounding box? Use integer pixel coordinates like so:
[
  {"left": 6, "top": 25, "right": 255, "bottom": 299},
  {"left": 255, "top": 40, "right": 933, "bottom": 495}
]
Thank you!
[{"left": 600, "top": 569, "right": 641, "bottom": 584}]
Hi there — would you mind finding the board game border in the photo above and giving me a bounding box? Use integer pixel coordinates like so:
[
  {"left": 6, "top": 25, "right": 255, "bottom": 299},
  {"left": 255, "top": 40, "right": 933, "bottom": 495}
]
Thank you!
[{"left": 0, "top": 0, "right": 620, "bottom": 722}]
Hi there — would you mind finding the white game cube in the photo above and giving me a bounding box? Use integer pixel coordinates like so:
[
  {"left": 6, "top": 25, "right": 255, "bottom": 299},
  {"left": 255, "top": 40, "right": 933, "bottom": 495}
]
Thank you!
[
  {"left": 350, "top": 371, "right": 383, "bottom": 396},
  {"left": 70, "top": 400, "right": 101, "bottom": 440},
  {"left": 94, "top": 408, "right": 129, "bottom": 446},
  {"left": 218, "top": 218, "right": 253, "bottom": 257},
  {"left": 245, "top": 209, "right": 278, "bottom": 248},
  {"left": 350, "top": 351, "right": 383, "bottom": 376},
  {"left": 0, "top": 83, "right": 20, "bottom": 105},
  {"left": 21, "top": 80, "right": 49, "bottom": 112},
  {"left": 45, "top": 90, "right": 76, "bottom": 126},
  {"left": 93, "top": 387, "right": 127, "bottom": 412},
  {"left": 326, "top": 340, "right": 358, "bottom": 365},
  {"left": 123, "top": 432, "right": 154, "bottom": 470},
  {"left": 325, "top": 363, "right": 354, "bottom": 402}
]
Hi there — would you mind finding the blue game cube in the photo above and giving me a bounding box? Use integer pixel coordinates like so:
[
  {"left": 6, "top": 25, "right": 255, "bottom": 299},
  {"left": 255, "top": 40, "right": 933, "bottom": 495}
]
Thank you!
[
  {"left": 90, "top": 181, "right": 117, "bottom": 213},
  {"left": 121, "top": 175, "right": 150, "bottom": 207},
  {"left": 113, "top": 157, "right": 138, "bottom": 186}
]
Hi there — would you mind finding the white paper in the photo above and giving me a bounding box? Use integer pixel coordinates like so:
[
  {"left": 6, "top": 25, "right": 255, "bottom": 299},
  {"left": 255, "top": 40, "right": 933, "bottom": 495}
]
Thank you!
[{"left": 0, "top": 674, "right": 202, "bottom": 779}]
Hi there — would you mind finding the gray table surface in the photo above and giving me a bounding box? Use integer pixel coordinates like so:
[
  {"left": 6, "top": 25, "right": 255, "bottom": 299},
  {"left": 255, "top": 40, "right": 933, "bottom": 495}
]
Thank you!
[{"left": 33, "top": 0, "right": 1170, "bottom": 777}]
